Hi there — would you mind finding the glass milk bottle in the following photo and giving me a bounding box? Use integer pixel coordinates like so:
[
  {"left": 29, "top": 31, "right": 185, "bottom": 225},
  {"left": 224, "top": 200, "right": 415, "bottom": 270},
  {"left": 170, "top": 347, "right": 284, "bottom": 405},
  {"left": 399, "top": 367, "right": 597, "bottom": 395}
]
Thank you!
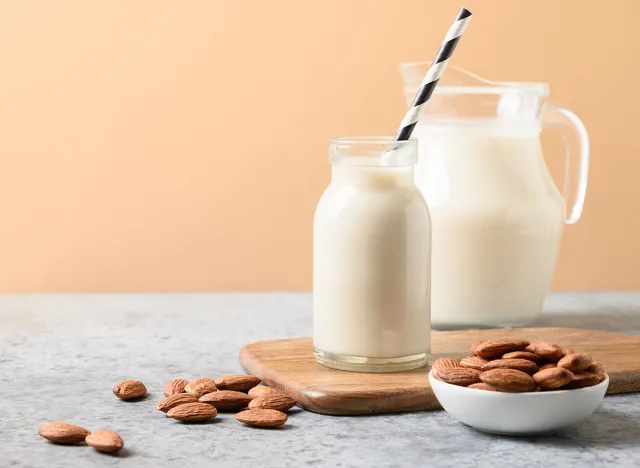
[
  {"left": 399, "top": 64, "right": 590, "bottom": 329},
  {"left": 313, "top": 137, "right": 431, "bottom": 372}
]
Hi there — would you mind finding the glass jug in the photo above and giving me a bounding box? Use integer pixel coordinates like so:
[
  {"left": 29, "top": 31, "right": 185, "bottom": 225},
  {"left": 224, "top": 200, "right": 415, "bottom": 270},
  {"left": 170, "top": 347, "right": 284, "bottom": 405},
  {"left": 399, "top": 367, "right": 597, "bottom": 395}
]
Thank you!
[{"left": 399, "top": 63, "right": 589, "bottom": 329}]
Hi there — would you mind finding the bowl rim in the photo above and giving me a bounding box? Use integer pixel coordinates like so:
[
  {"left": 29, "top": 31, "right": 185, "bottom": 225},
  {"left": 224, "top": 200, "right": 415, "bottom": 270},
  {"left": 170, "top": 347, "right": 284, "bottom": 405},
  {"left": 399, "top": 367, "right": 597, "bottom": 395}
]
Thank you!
[{"left": 428, "top": 370, "right": 609, "bottom": 396}]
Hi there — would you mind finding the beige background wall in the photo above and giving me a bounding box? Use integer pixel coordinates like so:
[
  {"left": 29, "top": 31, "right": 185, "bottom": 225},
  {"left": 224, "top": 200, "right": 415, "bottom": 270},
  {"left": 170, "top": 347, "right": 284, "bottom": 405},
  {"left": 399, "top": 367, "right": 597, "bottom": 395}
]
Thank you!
[{"left": 0, "top": 0, "right": 637, "bottom": 292}]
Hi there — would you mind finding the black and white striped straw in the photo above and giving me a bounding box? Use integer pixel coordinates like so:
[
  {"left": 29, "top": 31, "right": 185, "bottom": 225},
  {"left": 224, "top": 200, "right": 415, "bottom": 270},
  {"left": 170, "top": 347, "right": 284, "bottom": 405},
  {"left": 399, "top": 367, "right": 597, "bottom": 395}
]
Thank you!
[{"left": 394, "top": 7, "right": 472, "bottom": 141}]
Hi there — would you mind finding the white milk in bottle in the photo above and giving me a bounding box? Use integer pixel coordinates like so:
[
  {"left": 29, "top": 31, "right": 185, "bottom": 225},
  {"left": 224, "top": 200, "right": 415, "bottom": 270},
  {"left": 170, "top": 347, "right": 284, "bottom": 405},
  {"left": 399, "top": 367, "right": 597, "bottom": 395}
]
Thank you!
[{"left": 313, "top": 137, "right": 431, "bottom": 372}]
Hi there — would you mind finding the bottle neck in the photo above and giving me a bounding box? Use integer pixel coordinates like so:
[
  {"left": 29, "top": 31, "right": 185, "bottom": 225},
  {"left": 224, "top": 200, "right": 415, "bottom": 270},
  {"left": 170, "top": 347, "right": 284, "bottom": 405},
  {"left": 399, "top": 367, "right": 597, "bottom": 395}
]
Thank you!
[{"left": 331, "top": 165, "right": 415, "bottom": 188}]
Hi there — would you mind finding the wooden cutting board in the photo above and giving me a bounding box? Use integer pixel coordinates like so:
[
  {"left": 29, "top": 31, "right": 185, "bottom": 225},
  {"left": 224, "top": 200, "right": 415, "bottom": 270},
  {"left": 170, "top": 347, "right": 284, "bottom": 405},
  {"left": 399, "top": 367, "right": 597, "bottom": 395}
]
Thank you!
[{"left": 239, "top": 328, "right": 640, "bottom": 415}]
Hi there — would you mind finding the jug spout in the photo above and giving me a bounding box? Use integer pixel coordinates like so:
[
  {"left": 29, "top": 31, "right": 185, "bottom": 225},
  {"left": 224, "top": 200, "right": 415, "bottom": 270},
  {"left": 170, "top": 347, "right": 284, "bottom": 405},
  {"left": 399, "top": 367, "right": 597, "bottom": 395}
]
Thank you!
[{"left": 399, "top": 62, "right": 548, "bottom": 97}]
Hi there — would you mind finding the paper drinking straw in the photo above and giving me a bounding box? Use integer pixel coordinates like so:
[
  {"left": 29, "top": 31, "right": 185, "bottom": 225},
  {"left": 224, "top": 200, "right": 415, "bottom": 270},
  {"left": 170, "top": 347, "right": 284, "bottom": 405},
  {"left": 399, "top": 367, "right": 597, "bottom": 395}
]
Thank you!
[{"left": 394, "top": 7, "right": 472, "bottom": 141}]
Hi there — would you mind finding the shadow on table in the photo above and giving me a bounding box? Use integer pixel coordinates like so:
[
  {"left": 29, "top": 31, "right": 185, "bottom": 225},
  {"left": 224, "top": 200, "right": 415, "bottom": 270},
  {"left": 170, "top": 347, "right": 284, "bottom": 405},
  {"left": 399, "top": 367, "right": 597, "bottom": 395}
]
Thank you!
[
  {"left": 532, "top": 312, "right": 640, "bottom": 334},
  {"left": 97, "top": 447, "right": 134, "bottom": 458},
  {"left": 504, "top": 407, "right": 640, "bottom": 448}
]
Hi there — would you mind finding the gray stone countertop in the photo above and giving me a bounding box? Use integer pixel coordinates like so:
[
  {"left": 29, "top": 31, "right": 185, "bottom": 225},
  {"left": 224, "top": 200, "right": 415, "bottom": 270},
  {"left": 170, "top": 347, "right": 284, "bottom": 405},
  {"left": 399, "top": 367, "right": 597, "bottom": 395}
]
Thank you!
[{"left": 1, "top": 292, "right": 640, "bottom": 468}]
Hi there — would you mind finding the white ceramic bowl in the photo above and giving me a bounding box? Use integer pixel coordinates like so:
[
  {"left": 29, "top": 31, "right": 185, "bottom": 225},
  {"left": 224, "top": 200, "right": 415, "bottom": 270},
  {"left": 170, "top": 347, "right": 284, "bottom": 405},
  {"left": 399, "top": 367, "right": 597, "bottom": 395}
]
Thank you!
[{"left": 429, "top": 371, "right": 609, "bottom": 435}]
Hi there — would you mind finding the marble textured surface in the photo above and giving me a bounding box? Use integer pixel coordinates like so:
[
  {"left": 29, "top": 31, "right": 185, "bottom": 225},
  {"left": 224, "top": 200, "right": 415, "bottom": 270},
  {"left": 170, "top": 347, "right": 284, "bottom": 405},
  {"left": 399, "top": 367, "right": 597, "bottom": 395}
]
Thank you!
[{"left": 1, "top": 292, "right": 640, "bottom": 468}]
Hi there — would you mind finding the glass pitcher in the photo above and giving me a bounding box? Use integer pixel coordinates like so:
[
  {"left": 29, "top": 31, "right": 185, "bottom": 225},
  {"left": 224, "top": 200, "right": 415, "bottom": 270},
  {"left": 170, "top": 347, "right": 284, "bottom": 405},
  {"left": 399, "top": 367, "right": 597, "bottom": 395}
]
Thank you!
[{"left": 399, "top": 63, "right": 589, "bottom": 329}]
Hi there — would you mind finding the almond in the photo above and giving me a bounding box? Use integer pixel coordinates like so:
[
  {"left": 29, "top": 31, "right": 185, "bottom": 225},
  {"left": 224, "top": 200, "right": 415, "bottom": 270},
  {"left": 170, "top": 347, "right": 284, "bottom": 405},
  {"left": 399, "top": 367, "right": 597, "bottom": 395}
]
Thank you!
[
  {"left": 39, "top": 422, "right": 90, "bottom": 444},
  {"left": 563, "top": 371, "right": 600, "bottom": 389},
  {"left": 184, "top": 378, "right": 217, "bottom": 397},
  {"left": 431, "top": 357, "right": 462, "bottom": 374},
  {"left": 473, "top": 339, "right": 530, "bottom": 359},
  {"left": 248, "top": 394, "right": 297, "bottom": 412},
  {"left": 539, "top": 362, "right": 556, "bottom": 370},
  {"left": 479, "top": 368, "right": 536, "bottom": 393},
  {"left": 163, "top": 378, "right": 189, "bottom": 397},
  {"left": 501, "top": 351, "right": 543, "bottom": 363},
  {"left": 248, "top": 386, "right": 280, "bottom": 398},
  {"left": 214, "top": 375, "right": 262, "bottom": 392},
  {"left": 459, "top": 356, "right": 488, "bottom": 370},
  {"left": 563, "top": 347, "right": 576, "bottom": 356},
  {"left": 481, "top": 358, "right": 539, "bottom": 375},
  {"left": 85, "top": 430, "right": 124, "bottom": 454},
  {"left": 435, "top": 367, "right": 481, "bottom": 387},
  {"left": 533, "top": 367, "right": 574, "bottom": 390},
  {"left": 470, "top": 340, "right": 487, "bottom": 355},
  {"left": 235, "top": 409, "right": 287, "bottom": 428},
  {"left": 167, "top": 402, "right": 218, "bottom": 422},
  {"left": 112, "top": 380, "right": 147, "bottom": 400},
  {"left": 199, "top": 390, "right": 253, "bottom": 411},
  {"left": 156, "top": 393, "right": 198, "bottom": 413},
  {"left": 525, "top": 342, "right": 564, "bottom": 361},
  {"left": 467, "top": 383, "right": 497, "bottom": 391},
  {"left": 557, "top": 353, "right": 593, "bottom": 372},
  {"left": 587, "top": 361, "right": 606, "bottom": 382}
]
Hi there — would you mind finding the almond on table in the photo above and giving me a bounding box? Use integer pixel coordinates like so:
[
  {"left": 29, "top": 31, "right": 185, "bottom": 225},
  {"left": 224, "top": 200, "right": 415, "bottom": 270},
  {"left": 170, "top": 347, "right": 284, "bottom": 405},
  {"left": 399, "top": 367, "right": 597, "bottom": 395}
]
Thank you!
[
  {"left": 248, "top": 394, "right": 297, "bottom": 412},
  {"left": 163, "top": 378, "right": 189, "bottom": 397},
  {"left": 39, "top": 422, "right": 90, "bottom": 444},
  {"left": 167, "top": 402, "right": 218, "bottom": 422},
  {"left": 214, "top": 375, "right": 262, "bottom": 392},
  {"left": 248, "top": 386, "right": 280, "bottom": 398},
  {"left": 112, "top": 380, "right": 147, "bottom": 400},
  {"left": 85, "top": 430, "right": 124, "bottom": 454},
  {"left": 156, "top": 393, "right": 198, "bottom": 413},
  {"left": 184, "top": 378, "right": 217, "bottom": 397},
  {"left": 235, "top": 409, "right": 287, "bottom": 428},
  {"left": 199, "top": 390, "right": 253, "bottom": 411}
]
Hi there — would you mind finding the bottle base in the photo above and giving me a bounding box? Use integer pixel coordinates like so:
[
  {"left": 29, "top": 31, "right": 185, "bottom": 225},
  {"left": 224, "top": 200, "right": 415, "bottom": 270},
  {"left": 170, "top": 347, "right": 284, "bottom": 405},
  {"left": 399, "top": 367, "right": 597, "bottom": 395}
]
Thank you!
[
  {"left": 432, "top": 319, "right": 536, "bottom": 331},
  {"left": 313, "top": 348, "right": 429, "bottom": 373}
]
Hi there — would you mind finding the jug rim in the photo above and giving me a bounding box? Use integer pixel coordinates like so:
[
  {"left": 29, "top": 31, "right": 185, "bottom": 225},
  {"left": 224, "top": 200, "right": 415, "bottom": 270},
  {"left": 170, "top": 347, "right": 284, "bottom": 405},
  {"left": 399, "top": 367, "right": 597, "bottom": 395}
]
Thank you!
[{"left": 398, "top": 62, "right": 549, "bottom": 97}]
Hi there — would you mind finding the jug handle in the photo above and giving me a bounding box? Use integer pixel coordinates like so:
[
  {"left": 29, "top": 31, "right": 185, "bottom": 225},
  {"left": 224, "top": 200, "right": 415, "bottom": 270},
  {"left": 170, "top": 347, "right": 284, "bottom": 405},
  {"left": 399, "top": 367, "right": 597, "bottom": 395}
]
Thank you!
[{"left": 541, "top": 103, "right": 590, "bottom": 225}]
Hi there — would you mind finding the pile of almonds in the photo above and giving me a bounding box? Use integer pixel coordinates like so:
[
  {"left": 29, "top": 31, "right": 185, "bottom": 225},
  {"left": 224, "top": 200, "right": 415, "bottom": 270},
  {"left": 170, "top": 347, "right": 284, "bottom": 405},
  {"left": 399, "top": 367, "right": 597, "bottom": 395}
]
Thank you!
[
  {"left": 157, "top": 375, "right": 295, "bottom": 427},
  {"left": 39, "top": 373, "right": 295, "bottom": 455},
  {"left": 432, "top": 339, "right": 606, "bottom": 392}
]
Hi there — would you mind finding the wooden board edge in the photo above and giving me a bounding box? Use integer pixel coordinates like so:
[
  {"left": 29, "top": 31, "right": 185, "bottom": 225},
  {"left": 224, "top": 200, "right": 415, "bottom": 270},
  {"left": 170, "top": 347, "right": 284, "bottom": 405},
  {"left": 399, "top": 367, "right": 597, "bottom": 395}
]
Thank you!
[{"left": 239, "top": 343, "right": 441, "bottom": 415}]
